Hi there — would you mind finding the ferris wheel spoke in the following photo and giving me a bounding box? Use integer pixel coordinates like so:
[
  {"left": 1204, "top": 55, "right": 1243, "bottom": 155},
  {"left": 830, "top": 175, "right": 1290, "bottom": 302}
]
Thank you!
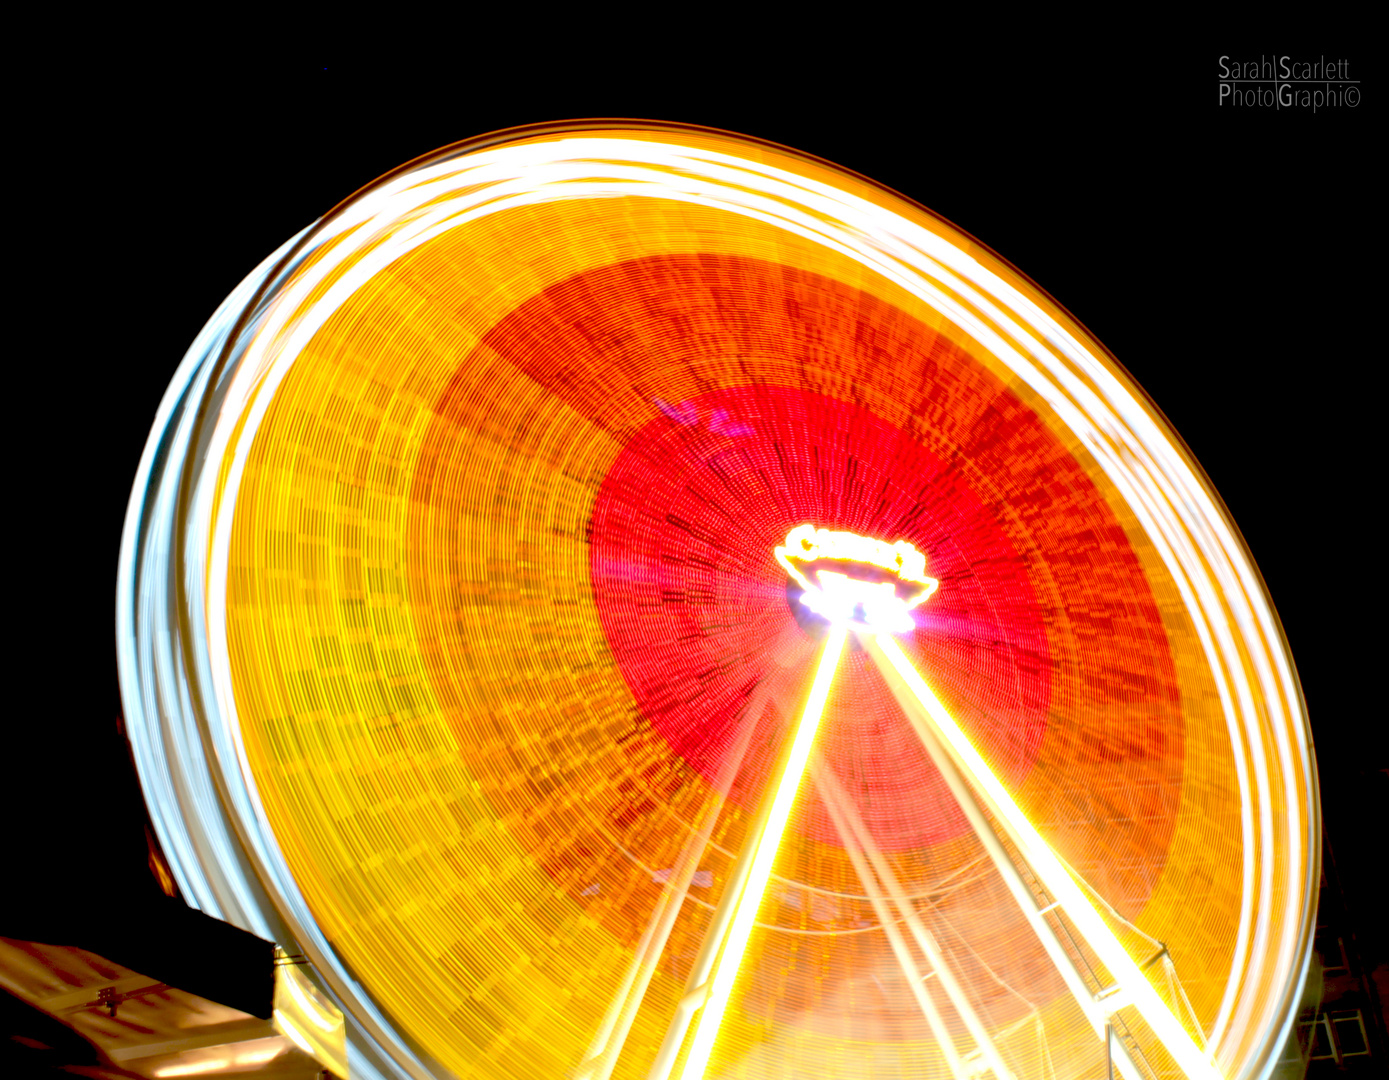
[
  {"left": 865, "top": 633, "right": 1220, "bottom": 1080},
  {"left": 649, "top": 626, "right": 848, "bottom": 1080},
  {"left": 811, "top": 753, "right": 1017, "bottom": 1080}
]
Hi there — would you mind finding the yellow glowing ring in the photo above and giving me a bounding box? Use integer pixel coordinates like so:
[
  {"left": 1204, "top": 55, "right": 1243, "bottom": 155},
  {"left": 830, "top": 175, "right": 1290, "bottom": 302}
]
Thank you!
[{"left": 118, "top": 122, "right": 1316, "bottom": 1080}]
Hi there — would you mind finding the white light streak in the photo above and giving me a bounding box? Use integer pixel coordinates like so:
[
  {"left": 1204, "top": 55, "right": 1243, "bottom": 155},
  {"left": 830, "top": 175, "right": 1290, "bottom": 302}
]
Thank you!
[{"left": 154, "top": 1060, "right": 231, "bottom": 1078}]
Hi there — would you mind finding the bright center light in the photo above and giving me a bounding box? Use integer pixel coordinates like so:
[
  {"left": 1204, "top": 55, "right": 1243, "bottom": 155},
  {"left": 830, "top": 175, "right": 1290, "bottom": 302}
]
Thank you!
[
  {"left": 802, "top": 570, "right": 911, "bottom": 631},
  {"left": 775, "top": 524, "right": 938, "bottom": 633}
]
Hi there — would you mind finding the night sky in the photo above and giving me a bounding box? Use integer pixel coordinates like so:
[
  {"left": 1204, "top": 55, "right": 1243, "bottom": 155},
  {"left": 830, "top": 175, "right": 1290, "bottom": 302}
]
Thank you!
[{"left": 10, "top": 44, "right": 1379, "bottom": 1024}]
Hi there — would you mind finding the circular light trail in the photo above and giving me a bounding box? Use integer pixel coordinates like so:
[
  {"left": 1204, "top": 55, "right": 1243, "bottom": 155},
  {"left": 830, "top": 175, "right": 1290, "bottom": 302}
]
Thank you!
[{"left": 118, "top": 122, "right": 1317, "bottom": 1080}]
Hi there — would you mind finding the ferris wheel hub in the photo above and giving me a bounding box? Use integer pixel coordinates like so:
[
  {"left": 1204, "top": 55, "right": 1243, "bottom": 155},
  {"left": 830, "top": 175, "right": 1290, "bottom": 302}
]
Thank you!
[{"left": 774, "top": 524, "right": 939, "bottom": 632}]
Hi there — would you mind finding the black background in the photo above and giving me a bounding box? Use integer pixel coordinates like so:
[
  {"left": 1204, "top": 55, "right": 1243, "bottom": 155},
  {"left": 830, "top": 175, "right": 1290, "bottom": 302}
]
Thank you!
[{"left": 11, "top": 43, "right": 1381, "bottom": 1021}]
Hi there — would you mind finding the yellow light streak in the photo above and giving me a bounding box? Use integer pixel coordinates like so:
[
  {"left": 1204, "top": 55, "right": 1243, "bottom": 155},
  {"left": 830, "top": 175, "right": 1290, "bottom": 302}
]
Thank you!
[
  {"left": 870, "top": 634, "right": 1223, "bottom": 1080},
  {"left": 274, "top": 1009, "right": 316, "bottom": 1057},
  {"left": 232, "top": 1043, "right": 284, "bottom": 1066},
  {"left": 647, "top": 731, "right": 781, "bottom": 1080},
  {"left": 582, "top": 697, "right": 763, "bottom": 1080},
  {"left": 676, "top": 625, "right": 848, "bottom": 1080}
]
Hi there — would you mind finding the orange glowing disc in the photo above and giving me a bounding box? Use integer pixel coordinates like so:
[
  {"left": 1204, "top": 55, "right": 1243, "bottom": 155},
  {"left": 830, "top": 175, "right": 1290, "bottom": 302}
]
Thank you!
[{"left": 118, "top": 123, "right": 1317, "bottom": 1080}]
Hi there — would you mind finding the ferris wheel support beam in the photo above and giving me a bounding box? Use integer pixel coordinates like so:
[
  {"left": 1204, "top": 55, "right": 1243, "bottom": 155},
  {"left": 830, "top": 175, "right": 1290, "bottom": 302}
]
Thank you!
[
  {"left": 865, "top": 633, "right": 1219, "bottom": 1080},
  {"left": 653, "top": 626, "right": 848, "bottom": 1080},
  {"left": 812, "top": 753, "right": 1017, "bottom": 1080},
  {"left": 579, "top": 691, "right": 769, "bottom": 1080}
]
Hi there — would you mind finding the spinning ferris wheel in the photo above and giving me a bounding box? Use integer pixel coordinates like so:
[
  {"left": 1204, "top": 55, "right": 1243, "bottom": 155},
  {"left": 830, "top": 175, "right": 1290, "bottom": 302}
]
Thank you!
[{"left": 118, "top": 123, "right": 1317, "bottom": 1080}]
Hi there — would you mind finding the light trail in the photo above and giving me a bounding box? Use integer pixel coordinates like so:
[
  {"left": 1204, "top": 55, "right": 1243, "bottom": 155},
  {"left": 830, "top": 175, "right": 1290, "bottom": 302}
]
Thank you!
[
  {"left": 869, "top": 634, "right": 1223, "bottom": 1080},
  {"left": 812, "top": 754, "right": 1017, "bottom": 1080},
  {"left": 670, "top": 625, "right": 847, "bottom": 1080}
]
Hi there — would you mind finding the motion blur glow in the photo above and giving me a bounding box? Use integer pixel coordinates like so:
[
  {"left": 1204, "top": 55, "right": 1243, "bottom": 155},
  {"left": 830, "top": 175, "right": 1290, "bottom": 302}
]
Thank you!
[
  {"left": 153, "top": 1062, "right": 230, "bottom": 1078},
  {"left": 149, "top": 1044, "right": 282, "bottom": 1078},
  {"left": 275, "top": 1010, "right": 316, "bottom": 1057},
  {"left": 273, "top": 957, "right": 346, "bottom": 1077},
  {"left": 232, "top": 1044, "right": 284, "bottom": 1066}
]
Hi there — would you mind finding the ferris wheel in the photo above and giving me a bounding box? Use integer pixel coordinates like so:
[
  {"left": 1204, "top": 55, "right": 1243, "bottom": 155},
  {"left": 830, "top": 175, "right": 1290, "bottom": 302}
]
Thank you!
[{"left": 117, "top": 123, "right": 1317, "bottom": 1080}]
